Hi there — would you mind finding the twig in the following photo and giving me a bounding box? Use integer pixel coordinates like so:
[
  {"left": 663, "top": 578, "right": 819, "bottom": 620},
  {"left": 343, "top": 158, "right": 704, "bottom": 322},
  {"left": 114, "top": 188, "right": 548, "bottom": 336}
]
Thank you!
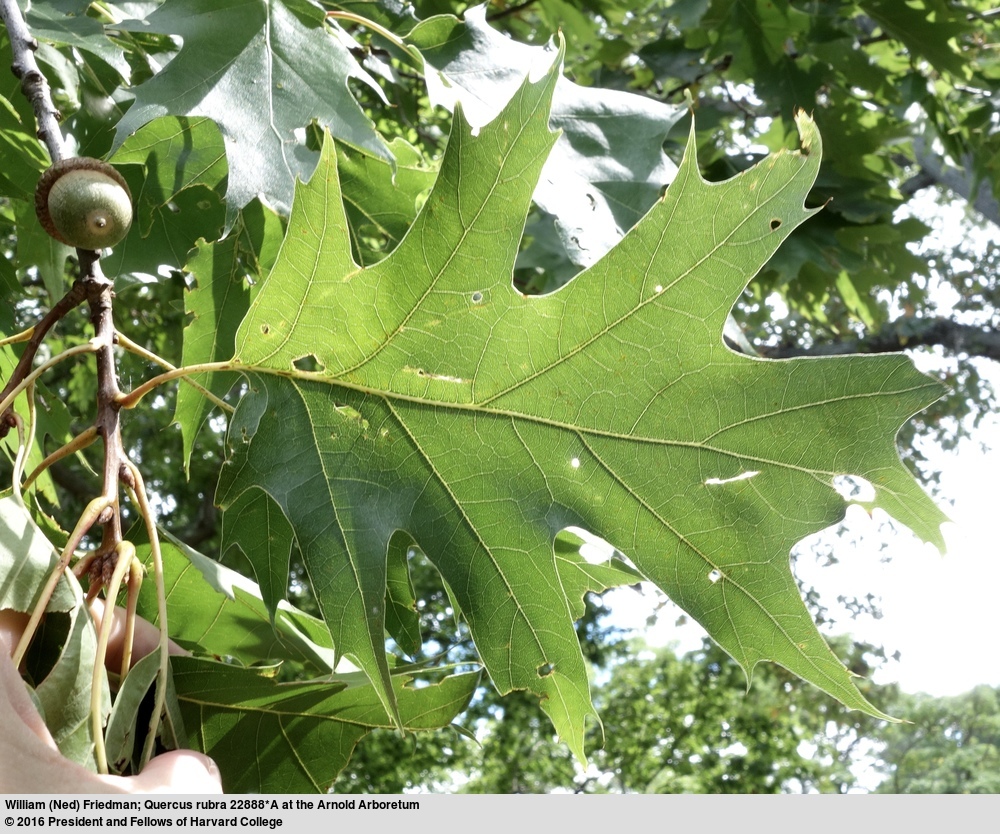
[
  {"left": 0, "top": 282, "right": 89, "bottom": 437},
  {"left": 0, "top": 0, "right": 67, "bottom": 162},
  {"left": 86, "top": 256, "right": 129, "bottom": 571}
]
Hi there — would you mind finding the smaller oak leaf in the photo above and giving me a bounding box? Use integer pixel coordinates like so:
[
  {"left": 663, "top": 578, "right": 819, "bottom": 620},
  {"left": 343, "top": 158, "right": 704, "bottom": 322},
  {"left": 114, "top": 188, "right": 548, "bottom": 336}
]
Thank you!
[{"left": 113, "top": 0, "right": 389, "bottom": 228}]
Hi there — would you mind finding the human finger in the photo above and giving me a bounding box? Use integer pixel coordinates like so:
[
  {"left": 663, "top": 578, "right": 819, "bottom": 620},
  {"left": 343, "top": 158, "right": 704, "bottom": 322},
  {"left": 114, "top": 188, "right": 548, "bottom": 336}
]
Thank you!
[
  {"left": 88, "top": 598, "right": 187, "bottom": 672},
  {"left": 103, "top": 749, "right": 223, "bottom": 794}
]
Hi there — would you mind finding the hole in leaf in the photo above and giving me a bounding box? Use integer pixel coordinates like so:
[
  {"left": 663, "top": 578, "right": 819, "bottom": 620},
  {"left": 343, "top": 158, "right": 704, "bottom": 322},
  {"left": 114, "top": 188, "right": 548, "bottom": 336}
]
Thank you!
[
  {"left": 708, "top": 569, "right": 722, "bottom": 584},
  {"left": 833, "top": 475, "right": 875, "bottom": 502},
  {"left": 537, "top": 663, "right": 554, "bottom": 677},
  {"left": 293, "top": 354, "right": 322, "bottom": 373},
  {"left": 704, "top": 470, "right": 759, "bottom": 486},
  {"left": 562, "top": 527, "right": 620, "bottom": 566},
  {"left": 769, "top": 218, "right": 782, "bottom": 231},
  {"left": 260, "top": 323, "right": 270, "bottom": 335},
  {"left": 471, "top": 291, "right": 484, "bottom": 304}
]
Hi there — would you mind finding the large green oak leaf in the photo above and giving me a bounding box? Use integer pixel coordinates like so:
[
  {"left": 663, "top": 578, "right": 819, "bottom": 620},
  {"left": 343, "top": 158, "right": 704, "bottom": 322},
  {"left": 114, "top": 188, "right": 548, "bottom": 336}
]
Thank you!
[{"left": 215, "top": 54, "right": 946, "bottom": 758}]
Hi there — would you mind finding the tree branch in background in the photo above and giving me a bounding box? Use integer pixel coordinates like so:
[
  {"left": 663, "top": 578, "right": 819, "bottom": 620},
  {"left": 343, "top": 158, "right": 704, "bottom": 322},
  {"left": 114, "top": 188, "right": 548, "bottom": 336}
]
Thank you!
[
  {"left": 758, "top": 317, "right": 1000, "bottom": 363},
  {"left": 487, "top": 0, "right": 538, "bottom": 22},
  {"left": 899, "top": 138, "right": 1000, "bottom": 229},
  {"left": 0, "top": 281, "right": 87, "bottom": 436}
]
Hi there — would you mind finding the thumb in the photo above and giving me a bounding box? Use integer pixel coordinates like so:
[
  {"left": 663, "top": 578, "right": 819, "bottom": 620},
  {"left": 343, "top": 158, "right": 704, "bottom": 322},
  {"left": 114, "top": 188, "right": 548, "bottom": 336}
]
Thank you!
[{"left": 123, "top": 750, "right": 223, "bottom": 794}]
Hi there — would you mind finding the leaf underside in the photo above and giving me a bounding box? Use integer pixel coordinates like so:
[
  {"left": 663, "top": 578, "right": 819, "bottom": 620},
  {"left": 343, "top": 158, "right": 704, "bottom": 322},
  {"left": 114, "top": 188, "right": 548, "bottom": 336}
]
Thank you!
[{"left": 209, "top": 53, "right": 946, "bottom": 757}]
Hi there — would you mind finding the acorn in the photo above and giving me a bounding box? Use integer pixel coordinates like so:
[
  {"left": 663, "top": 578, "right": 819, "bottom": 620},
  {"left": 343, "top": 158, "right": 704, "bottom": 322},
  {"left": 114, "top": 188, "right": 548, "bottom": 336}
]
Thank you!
[{"left": 35, "top": 157, "right": 133, "bottom": 250}]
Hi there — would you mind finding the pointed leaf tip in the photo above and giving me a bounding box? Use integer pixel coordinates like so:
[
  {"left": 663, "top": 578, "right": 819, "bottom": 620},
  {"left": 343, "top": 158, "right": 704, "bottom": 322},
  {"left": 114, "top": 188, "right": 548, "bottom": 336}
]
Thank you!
[{"left": 794, "top": 109, "right": 820, "bottom": 155}]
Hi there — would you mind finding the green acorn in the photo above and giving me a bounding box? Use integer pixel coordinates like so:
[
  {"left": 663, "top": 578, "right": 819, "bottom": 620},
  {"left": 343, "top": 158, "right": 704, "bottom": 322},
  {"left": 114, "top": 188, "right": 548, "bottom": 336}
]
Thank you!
[{"left": 35, "top": 157, "right": 132, "bottom": 250}]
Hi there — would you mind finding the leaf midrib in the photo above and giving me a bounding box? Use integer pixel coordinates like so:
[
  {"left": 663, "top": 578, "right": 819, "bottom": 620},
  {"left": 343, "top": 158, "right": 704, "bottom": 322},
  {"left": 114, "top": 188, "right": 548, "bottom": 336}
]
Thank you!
[{"left": 265, "top": 367, "right": 938, "bottom": 480}]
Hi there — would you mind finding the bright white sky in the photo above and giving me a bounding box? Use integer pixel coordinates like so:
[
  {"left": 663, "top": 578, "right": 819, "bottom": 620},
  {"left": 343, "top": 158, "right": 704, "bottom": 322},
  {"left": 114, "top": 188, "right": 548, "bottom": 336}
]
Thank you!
[{"left": 816, "top": 411, "right": 1000, "bottom": 697}]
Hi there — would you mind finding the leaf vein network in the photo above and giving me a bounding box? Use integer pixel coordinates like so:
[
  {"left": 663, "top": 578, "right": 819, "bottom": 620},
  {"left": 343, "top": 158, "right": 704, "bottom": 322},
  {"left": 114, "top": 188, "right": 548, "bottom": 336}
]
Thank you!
[
  {"left": 383, "top": 397, "right": 551, "bottom": 674},
  {"left": 338, "top": 106, "right": 549, "bottom": 378},
  {"left": 578, "top": 433, "right": 840, "bottom": 686},
  {"left": 475, "top": 165, "right": 798, "bottom": 406}
]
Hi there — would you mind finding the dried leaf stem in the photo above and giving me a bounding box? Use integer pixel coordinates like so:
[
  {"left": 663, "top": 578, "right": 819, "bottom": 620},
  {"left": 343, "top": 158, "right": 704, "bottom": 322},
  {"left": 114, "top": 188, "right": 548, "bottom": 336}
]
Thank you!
[
  {"left": 91, "top": 541, "right": 137, "bottom": 775},
  {"left": 124, "top": 461, "right": 170, "bottom": 769}
]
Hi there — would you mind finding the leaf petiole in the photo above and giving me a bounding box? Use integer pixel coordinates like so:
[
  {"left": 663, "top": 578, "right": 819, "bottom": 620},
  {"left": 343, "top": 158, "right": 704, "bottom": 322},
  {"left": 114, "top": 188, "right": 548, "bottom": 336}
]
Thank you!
[
  {"left": 115, "top": 331, "right": 235, "bottom": 414},
  {"left": 9, "top": 411, "right": 26, "bottom": 506},
  {"left": 117, "top": 361, "right": 234, "bottom": 412},
  {"left": 325, "top": 10, "right": 423, "bottom": 66},
  {"left": 12, "top": 494, "right": 115, "bottom": 668},
  {"left": 121, "top": 558, "right": 144, "bottom": 681},
  {"left": 22, "top": 426, "right": 99, "bottom": 492},
  {"left": 0, "top": 339, "right": 104, "bottom": 421},
  {"left": 123, "top": 461, "right": 170, "bottom": 770},
  {"left": 91, "top": 541, "right": 136, "bottom": 775},
  {"left": 0, "top": 324, "right": 35, "bottom": 348}
]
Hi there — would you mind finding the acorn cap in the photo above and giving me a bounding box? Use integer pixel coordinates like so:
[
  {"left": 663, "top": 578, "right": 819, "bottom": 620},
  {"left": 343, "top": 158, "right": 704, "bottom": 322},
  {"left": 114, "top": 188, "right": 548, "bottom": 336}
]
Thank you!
[{"left": 35, "top": 157, "right": 132, "bottom": 248}]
